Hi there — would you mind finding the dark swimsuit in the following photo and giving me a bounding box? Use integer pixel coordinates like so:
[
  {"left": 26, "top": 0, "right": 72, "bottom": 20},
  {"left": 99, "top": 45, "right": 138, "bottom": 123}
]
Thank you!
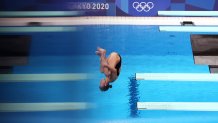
[{"left": 115, "top": 53, "right": 122, "bottom": 76}]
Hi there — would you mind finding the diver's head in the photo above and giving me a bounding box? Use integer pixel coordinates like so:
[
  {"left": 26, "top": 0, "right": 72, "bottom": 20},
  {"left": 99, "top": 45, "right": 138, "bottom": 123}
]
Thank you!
[{"left": 99, "top": 78, "right": 112, "bottom": 91}]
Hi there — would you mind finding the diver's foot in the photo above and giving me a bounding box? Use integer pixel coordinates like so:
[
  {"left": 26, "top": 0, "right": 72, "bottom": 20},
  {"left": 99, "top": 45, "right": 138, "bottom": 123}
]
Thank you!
[
  {"left": 97, "top": 47, "right": 106, "bottom": 55},
  {"left": 95, "top": 51, "right": 101, "bottom": 56},
  {"left": 96, "top": 47, "right": 106, "bottom": 56}
]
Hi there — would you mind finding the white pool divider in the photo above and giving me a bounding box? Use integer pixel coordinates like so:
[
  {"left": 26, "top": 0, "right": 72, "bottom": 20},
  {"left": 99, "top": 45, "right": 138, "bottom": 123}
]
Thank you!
[
  {"left": 0, "top": 73, "right": 92, "bottom": 82},
  {"left": 1, "top": 17, "right": 218, "bottom": 26},
  {"left": 0, "top": 11, "right": 83, "bottom": 17},
  {"left": 159, "top": 26, "right": 218, "bottom": 32},
  {"left": 137, "top": 102, "right": 218, "bottom": 111},
  {"left": 158, "top": 11, "right": 218, "bottom": 17},
  {"left": 0, "top": 27, "right": 78, "bottom": 33},
  {"left": 136, "top": 73, "right": 218, "bottom": 82},
  {"left": 0, "top": 102, "right": 95, "bottom": 112}
]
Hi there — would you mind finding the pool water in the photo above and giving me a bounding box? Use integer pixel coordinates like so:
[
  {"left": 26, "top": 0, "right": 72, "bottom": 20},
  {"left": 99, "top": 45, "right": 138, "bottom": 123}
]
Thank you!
[{"left": 1, "top": 25, "right": 218, "bottom": 123}]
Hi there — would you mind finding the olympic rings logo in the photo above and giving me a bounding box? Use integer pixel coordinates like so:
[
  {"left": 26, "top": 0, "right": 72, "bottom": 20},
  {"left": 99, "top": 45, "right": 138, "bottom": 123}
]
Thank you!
[{"left": 132, "top": 2, "right": 154, "bottom": 12}]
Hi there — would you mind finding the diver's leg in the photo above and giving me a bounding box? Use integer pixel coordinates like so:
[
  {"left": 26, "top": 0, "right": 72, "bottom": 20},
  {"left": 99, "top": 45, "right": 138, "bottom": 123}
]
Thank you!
[{"left": 96, "top": 47, "right": 110, "bottom": 76}]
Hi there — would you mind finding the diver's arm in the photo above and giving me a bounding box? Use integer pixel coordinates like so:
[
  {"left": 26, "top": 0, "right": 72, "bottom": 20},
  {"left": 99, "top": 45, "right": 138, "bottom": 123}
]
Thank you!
[
  {"left": 105, "top": 76, "right": 110, "bottom": 84},
  {"left": 103, "top": 64, "right": 117, "bottom": 74}
]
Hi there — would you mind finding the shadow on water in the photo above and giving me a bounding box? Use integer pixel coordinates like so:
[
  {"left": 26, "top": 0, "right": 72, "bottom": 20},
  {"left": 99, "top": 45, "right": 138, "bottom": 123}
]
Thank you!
[{"left": 128, "top": 76, "right": 140, "bottom": 118}]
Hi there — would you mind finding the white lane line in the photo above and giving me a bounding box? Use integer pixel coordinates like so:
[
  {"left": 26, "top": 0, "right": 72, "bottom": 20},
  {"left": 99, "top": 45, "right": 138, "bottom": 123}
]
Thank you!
[
  {"left": 159, "top": 26, "right": 218, "bottom": 32},
  {"left": 136, "top": 73, "right": 218, "bottom": 82},
  {"left": 158, "top": 11, "right": 218, "bottom": 17},
  {"left": 137, "top": 102, "right": 218, "bottom": 111},
  {"left": 0, "top": 27, "right": 77, "bottom": 32},
  {"left": 0, "top": 73, "right": 92, "bottom": 82},
  {"left": 0, "top": 102, "right": 95, "bottom": 112},
  {"left": 1, "top": 17, "right": 218, "bottom": 26}
]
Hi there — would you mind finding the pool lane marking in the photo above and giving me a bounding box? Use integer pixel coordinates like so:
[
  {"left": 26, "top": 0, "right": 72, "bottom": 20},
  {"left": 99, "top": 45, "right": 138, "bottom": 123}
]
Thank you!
[
  {"left": 137, "top": 102, "right": 218, "bottom": 111},
  {"left": 0, "top": 27, "right": 78, "bottom": 32},
  {"left": 136, "top": 73, "right": 218, "bottom": 82},
  {"left": 0, "top": 11, "right": 83, "bottom": 17},
  {"left": 159, "top": 26, "right": 218, "bottom": 32},
  {"left": 0, "top": 102, "right": 95, "bottom": 112},
  {"left": 0, "top": 73, "right": 93, "bottom": 82}
]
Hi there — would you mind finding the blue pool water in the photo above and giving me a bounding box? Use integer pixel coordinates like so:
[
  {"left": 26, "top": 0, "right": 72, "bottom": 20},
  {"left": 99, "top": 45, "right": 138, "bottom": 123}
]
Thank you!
[{"left": 1, "top": 25, "right": 218, "bottom": 123}]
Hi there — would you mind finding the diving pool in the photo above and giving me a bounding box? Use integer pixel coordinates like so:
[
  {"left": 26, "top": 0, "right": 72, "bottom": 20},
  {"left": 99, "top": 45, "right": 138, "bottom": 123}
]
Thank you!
[{"left": 1, "top": 25, "right": 218, "bottom": 123}]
